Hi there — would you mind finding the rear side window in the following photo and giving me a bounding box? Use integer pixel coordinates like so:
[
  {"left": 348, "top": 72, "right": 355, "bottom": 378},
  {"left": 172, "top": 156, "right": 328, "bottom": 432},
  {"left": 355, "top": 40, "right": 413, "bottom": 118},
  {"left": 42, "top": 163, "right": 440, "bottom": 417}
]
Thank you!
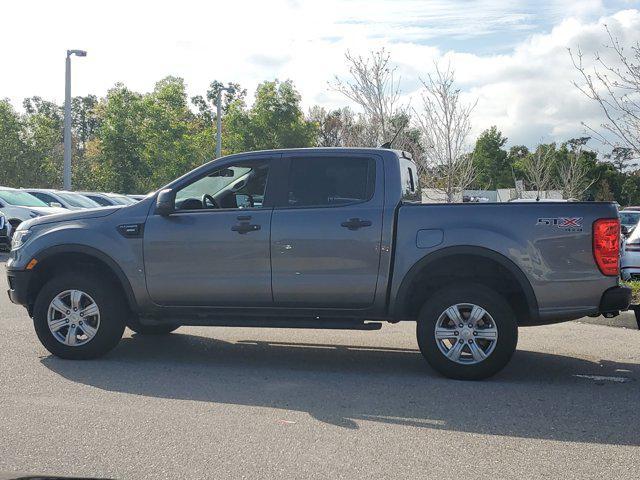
[
  {"left": 400, "top": 157, "right": 421, "bottom": 203},
  {"left": 286, "top": 157, "right": 375, "bottom": 208}
]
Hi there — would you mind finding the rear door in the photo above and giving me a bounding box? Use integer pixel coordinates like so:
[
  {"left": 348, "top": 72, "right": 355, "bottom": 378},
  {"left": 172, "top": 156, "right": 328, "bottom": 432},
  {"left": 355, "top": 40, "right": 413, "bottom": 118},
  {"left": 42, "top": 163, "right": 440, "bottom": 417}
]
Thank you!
[{"left": 270, "top": 153, "right": 384, "bottom": 308}]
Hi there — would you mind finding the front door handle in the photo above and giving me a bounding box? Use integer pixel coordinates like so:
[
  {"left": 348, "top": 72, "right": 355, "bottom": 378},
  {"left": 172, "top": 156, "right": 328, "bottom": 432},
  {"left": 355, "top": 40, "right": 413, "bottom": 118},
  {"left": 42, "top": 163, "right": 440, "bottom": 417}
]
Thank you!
[
  {"left": 232, "top": 222, "right": 261, "bottom": 234},
  {"left": 341, "top": 218, "right": 372, "bottom": 230}
]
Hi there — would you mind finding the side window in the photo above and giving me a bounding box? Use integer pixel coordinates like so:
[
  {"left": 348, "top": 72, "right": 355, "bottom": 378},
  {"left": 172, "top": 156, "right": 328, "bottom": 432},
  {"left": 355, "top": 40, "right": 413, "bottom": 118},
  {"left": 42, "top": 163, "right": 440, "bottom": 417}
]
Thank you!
[
  {"left": 399, "top": 157, "right": 421, "bottom": 203},
  {"left": 32, "top": 192, "right": 57, "bottom": 205},
  {"left": 175, "top": 159, "right": 270, "bottom": 211},
  {"left": 88, "top": 195, "right": 111, "bottom": 207},
  {"left": 286, "top": 157, "right": 375, "bottom": 208}
]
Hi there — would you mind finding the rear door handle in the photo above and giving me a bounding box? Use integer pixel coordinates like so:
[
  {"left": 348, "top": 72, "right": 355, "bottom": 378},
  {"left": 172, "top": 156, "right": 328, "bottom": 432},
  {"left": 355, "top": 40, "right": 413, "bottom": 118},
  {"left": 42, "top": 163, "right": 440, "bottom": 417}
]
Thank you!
[{"left": 341, "top": 218, "right": 372, "bottom": 230}]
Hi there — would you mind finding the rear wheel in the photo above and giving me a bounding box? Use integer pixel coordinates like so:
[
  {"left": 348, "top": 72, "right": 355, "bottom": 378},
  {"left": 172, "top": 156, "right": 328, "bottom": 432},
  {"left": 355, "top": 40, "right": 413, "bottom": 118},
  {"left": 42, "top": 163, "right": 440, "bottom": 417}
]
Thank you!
[
  {"left": 417, "top": 284, "right": 518, "bottom": 380},
  {"left": 33, "top": 272, "right": 126, "bottom": 359}
]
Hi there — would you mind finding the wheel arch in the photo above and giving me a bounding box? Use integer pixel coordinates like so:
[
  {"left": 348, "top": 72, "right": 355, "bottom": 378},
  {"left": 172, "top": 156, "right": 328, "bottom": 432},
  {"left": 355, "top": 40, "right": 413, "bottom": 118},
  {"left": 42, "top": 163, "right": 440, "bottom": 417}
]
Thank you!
[
  {"left": 393, "top": 246, "right": 539, "bottom": 324},
  {"left": 26, "top": 244, "right": 137, "bottom": 315}
]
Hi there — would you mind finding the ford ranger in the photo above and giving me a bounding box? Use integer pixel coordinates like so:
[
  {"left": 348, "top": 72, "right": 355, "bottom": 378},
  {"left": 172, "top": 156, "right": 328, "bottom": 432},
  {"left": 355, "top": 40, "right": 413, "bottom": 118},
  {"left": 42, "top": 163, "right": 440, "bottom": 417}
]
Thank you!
[{"left": 6, "top": 148, "right": 631, "bottom": 379}]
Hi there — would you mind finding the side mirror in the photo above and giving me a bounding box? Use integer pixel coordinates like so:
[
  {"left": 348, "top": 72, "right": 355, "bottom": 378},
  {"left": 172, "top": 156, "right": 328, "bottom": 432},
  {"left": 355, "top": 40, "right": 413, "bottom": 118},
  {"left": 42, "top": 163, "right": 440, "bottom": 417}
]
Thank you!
[
  {"left": 156, "top": 189, "right": 176, "bottom": 216},
  {"left": 50, "top": 202, "right": 63, "bottom": 208},
  {"left": 621, "top": 225, "right": 630, "bottom": 236}
]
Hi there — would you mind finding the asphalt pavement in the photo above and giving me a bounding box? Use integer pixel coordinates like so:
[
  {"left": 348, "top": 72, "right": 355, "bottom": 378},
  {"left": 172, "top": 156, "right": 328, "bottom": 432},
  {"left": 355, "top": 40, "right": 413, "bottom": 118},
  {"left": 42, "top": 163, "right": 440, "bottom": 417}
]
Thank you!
[{"left": 0, "top": 253, "right": 639, "bottom": 479}]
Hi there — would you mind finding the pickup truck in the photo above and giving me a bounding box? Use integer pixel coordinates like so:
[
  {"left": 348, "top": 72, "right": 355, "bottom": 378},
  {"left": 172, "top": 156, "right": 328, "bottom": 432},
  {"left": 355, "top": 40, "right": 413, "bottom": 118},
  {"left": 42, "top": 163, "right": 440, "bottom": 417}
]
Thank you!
[{"left": 6, "top": 148, "right": 631, "bottom": 379}]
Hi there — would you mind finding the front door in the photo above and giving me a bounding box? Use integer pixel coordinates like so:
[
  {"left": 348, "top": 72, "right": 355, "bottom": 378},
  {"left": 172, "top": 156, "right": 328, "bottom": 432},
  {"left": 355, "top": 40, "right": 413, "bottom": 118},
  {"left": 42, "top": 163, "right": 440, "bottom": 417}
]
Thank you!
[
  {"left": 270, "top": 154, "right": 384, "bottom": 308},
  {"left": 143, "top": 158, "right": 274, "bottom": 306}
]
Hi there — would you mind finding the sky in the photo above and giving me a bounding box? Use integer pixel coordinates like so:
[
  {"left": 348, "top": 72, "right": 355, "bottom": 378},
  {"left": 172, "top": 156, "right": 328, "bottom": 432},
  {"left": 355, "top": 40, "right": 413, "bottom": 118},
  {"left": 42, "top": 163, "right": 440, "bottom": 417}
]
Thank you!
[{"left": 1, "top": 0, "right": 639, "bottom": 149}]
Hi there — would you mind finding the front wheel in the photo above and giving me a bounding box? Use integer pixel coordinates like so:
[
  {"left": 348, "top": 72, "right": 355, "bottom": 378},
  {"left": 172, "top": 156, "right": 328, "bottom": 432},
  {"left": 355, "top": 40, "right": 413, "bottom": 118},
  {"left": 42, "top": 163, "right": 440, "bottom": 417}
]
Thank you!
[
  {"left": 33, "top": 272, "right": 126, "bottom": 359},
  {"left": 417, "top": 284, "right": 518, "bottom": 380}
]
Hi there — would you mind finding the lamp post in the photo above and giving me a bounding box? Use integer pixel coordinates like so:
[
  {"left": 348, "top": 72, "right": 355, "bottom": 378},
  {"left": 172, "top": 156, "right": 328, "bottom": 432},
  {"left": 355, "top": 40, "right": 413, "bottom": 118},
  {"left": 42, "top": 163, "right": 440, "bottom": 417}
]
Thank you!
[
  {"left": 215, "top": 86, "right": 233, "bottom": 158},
  {"left": 63, "top": 49, "right": 87, "bottom": 190}
]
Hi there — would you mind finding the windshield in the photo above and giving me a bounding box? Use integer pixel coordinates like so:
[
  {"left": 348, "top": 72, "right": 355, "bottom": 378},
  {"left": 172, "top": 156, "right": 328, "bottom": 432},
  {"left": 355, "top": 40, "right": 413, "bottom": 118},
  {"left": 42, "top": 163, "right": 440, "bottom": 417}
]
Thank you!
[
  {"left": 620, "top": 211, "right": 640, "bottom": 227},
  {"left": 56, "top": 192, "right": 101, "bottom": 208},
  {"left": 108, "top": 194, "right": 136, "bottom": 205},
  {"left": 0, "top": 190, "right": 49, "bottom": 207}
]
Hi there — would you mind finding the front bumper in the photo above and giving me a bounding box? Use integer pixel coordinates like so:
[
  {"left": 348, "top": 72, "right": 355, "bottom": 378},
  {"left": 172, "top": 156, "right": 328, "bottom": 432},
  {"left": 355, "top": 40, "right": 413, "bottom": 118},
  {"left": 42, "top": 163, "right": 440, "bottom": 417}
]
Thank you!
[
  {"left": 6, "top": 269, "right": 31, "bottom": 306},
  {"left": 599, "top": 285, "right": 632, "bottom": 314}
]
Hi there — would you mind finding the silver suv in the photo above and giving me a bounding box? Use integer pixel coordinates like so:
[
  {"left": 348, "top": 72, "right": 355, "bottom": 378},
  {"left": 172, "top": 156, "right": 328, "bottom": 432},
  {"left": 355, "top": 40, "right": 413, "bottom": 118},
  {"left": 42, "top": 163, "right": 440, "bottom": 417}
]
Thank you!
[{"left": 0, "top": 187, "right": 67, "bottom": 233}]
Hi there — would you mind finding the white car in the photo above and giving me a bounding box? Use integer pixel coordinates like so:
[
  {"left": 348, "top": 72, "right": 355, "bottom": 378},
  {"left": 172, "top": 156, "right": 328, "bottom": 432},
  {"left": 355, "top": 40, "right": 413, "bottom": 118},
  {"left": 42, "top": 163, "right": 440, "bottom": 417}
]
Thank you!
[
  {"left": 621, "top": 224, "right": 640, "bottom": 280},
  {"left": 619, "top": 209, "right": 640, "bottom": 236},
  {"left": 23, "top": 188, "right": 101, "bottom": 210},
  {"left": 0, "top": 187, "right": 67, "bottom": 233}
]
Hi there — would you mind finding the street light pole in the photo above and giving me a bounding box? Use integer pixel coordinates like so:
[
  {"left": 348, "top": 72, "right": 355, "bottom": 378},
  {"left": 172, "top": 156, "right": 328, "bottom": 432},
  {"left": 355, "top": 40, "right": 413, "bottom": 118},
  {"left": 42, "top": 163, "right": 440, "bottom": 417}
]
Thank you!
[{"left": 63, "top": 49, "right": 87, "bottom": 190}]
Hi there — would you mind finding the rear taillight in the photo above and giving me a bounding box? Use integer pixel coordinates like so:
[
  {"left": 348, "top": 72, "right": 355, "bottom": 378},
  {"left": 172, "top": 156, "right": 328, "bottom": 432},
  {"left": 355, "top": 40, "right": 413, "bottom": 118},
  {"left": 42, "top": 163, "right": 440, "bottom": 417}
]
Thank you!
[{"left": 593, "top": 218, "right": 620, "bottom": 276}]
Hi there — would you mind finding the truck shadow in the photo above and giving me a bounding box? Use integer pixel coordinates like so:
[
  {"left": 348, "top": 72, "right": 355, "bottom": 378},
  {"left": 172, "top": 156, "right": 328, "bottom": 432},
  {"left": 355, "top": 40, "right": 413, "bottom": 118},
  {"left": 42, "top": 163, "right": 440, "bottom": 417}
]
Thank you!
[{"left": 41, "top": 332, "right": 640, "bottom": 445}]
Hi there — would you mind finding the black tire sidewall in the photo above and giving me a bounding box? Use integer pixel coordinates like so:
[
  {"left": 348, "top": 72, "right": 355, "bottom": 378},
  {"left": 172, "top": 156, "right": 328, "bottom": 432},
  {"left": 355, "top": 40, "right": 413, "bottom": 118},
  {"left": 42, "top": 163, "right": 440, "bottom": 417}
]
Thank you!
[
  {"left": 417, "top": 284, "right": 518, "bottom": 380},
  {"left": 33, "top": 273, "right": 126, "bottom": 359}
]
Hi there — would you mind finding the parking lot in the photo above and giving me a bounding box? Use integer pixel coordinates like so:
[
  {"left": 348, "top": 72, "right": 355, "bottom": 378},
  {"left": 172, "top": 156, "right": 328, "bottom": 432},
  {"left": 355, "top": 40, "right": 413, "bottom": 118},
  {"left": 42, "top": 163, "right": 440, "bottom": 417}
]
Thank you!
[{"left": 0, "top": 253, "right": 639, "bottom": 479}]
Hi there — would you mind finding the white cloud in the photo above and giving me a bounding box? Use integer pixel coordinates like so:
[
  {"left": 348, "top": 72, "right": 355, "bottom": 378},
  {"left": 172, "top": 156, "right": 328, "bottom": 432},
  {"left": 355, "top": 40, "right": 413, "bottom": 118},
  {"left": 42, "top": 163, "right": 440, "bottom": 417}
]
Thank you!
[{"left": 1, "top": 1, "right": 639, "bottom": 149}]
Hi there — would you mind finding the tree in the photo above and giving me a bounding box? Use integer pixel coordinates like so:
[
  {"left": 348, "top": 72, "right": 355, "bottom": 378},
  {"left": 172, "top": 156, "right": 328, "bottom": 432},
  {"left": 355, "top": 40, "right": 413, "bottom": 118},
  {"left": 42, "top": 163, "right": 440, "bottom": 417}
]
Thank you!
[
  {"left": 191, "top": 80, "right": 246, "bottom": 125},
  {"left": 414, "top": 63, "right": 477, "bottom": 202},
  {"left": 471, "top": 126, "right": 510, "bottom": 189},
  {"left": 621, "top": 176, "right": 640, "bottom": 206},
  {"left": 605, "top": 146, "right": 637, "bottom": 172},
  {"left": 71, "top": 95, "right": 100, "bottom": 158},
  {"left": 520, "top": 144, "right": 555, "bottom": 199},
  {"left": 596, "top": 179, "right": 614, "bottom": 201},
  {"left": 94, "top": 83, "right": 146, "bottom": 193},
  {"left": 224, "top": 80, "right": 316, "bottom": 153},
  {"left": 309, "top": 106, "right": 358, "bottom": 147},
  {"left": 0, "top": 99, "right": 27, "bottom": 187},
  {"left": 570, "top": 25, "right": 640, "bottom": 164},
  {"left": 556, "top": 137, "right": 595, "bottom": 200},
  {"left": 332, "top": 49, "right": 406, "bottom": 146}
]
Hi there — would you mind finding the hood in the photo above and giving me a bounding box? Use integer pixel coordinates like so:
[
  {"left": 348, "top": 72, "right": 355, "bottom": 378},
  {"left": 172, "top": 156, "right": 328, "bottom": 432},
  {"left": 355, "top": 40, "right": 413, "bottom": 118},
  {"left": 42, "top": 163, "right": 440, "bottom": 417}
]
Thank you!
[{"left": 19, "top": 206, "right": 121, "bottom": 230}]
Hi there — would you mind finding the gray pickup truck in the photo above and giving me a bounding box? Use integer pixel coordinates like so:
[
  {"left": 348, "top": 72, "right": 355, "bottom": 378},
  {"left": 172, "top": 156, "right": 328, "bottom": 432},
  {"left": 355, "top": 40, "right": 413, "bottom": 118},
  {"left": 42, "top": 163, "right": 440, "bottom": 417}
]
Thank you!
[{"left": 6, "top": 148, "right": 631, "bottom": 379}]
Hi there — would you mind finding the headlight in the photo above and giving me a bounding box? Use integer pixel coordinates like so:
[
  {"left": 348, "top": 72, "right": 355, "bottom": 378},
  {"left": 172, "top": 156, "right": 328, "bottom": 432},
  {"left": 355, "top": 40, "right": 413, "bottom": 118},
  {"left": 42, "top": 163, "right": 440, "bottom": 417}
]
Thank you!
[{"left": 11, "top": 229, "right": 32, "bottom": 250}]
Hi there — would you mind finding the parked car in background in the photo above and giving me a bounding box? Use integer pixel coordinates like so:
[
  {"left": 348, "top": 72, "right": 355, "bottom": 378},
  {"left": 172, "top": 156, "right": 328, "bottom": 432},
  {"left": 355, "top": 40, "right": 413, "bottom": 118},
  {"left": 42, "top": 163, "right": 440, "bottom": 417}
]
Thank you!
[
  {"left": 621, "top": 222, "right": 640, "bottom": 280},
  {"left": 0, "top": 187, "right": 67, "bottom": 233},
  {"left": 619, "top": 209, "right": 640, "bottom": 237},
  {"left": 0, "top": 212, "right": 11, "bottom": 250},
  {"left": 23, "top": 189, "right": 101, "bottom": 210},
  {"left": 76, "top": 191, "right": 137, "bottom": 207}
]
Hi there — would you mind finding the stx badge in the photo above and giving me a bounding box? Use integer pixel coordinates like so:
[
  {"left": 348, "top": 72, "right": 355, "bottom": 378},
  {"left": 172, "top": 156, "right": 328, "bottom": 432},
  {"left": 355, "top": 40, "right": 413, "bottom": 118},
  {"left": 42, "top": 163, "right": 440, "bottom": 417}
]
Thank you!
[{"left": 536, "top": 217, "right": 583, "bottom": 232}]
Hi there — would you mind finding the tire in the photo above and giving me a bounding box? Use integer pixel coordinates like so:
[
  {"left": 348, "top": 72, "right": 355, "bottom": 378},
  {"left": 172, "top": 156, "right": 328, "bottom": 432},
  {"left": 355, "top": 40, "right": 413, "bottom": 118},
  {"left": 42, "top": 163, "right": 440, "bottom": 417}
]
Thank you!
[
  {"left": 416, "top": 284, "right": 518, "bottom": 380},
  {"left": 33, "top": 272, "right": 126, "bottom": 359},
  {"left": 126, "top": 319, "right": 180, "bottom": 335}
]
